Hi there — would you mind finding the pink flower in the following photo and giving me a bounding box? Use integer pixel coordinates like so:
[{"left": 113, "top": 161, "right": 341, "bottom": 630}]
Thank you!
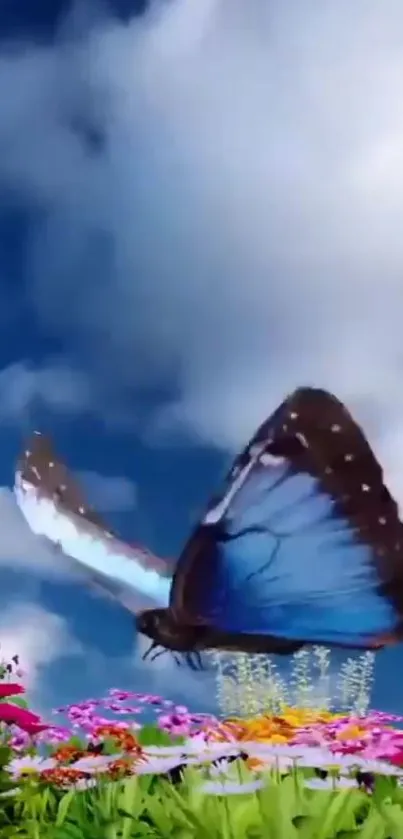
[
  {"left": 157, "top": 713, "right": 192, "bottom": 737},
  {"left": 107, "top": 690, "right": 136, "bottom": 701},
  {"left": 387, "top": 750, "right": 403, "bottom": 767},
  {"left": 0, "top": 703, "right": 48, "bottom": 735},
  {"left": 0, "top": 684, "right": 25, "bottom": 699}
]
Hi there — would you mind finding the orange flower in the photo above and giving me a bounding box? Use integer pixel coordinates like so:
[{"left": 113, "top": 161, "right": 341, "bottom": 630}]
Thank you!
[
  {"left": 245, "top": 757, "right": 266, "bottom": 771},
  {"left": 92, "top": 725, "right": 142, "bottom": 755},
  {"left": 335, "top": 725, "right": 367, "bottom": 741},
  {"left": 105, "top": 757, "right": 136, "bottom": 780},
  {"left": 214, "top": 708, "right": 342, "bottom": 745},
  {"left": 41, "top": 767, "right": 88, "bottom": 787},
  {"left": 52, "top": 745, "right": 85, "bottom": 764}
]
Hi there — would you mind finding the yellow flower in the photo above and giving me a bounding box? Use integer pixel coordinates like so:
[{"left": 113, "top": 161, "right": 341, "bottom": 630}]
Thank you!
[
  {"left": 335, "top": 725, "right": 366, "bottom": 741},
  {"left": 266, "top": 734, "right": 289, "bottom": 744}
]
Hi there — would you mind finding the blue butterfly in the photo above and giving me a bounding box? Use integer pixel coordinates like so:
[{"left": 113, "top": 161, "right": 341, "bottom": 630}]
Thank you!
[{"left": 14, "top": 387, "right": 403, "bottom": 663}]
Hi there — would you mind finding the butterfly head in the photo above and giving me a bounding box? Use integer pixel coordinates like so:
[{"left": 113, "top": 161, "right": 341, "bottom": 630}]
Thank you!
[
  {"left": 135, "top": 608, "right": 208, "bottom": 654},
  {"left": 136, "top": 608, "right": 170, "bottom": 643}
]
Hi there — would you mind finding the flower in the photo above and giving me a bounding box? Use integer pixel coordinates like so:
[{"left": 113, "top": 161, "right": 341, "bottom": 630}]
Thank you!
[
  {"left": 69, "top": 754, "right": 122, "bottom": 774},
  {"left": 240, "top": 742, "right": 307, "bottom": 758},
  {"left": 105, "top": 757, "right": 137, "bottom": 780},
  {"left": 0, "top": 684, "right": 25, "bottom": 699},
  {"left": 36, "top": 726, "right": 72, "bottom": 746},
  {"left": 9, "top": 730, "right": 31, "bottom": 751},
  {"left": 180, "top": 736, "right": 242, "bottom": 760},
  {"left": 0, "top": 703, "right": 48, "bottom": 735},
  {"left": 6, "top": 755, "right": 57, "bottom": 779},
  {"left": 157, "top": 712, "right": 193, "bottom": 737},
  {"left": 200, "top": 779, "right": 265, "bottom": 795},
  {"left": 304, "top": 777, "right": 358, "bottom": 791},
  {"left": 52, "top": 745, "right": 86, "bottom": 764},
  {"left": 294, "top": 748, "right": 365, "bottom": 770},
  {"left": 40, "top": 767, "right": 90, "bottom": 788},
  {"left": 134, "top": 756, "right": 191, "bottom": 776},
  {"left": 353, "top": 760, "right": 403, "bottom": 776},
  {"left": 72, "top": 777, "right": 97, "bottom": 790},
  {"left": 90, "top": 724, "right": 142, "bottom": 753}
]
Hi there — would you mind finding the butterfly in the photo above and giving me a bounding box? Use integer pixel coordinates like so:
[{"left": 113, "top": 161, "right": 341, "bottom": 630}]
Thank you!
[{"left": 14, "top": 387, "right": 403, "bottom": 667}]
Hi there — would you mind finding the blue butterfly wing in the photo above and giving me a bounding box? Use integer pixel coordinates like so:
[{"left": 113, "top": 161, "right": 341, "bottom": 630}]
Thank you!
[{"left": 170, "top": 387, "right": 403, "bottom": 649}]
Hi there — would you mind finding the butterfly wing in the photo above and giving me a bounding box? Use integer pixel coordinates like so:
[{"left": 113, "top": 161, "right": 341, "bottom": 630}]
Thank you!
[
  {"left": 170, "top": 387, "right": 403, "bottom": 649},
  {"left": 14, "top": 432, "right": 172, "bottom": 613}
]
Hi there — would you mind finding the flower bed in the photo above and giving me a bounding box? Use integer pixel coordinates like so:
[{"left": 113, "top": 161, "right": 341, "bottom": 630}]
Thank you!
[{"left": 0, "top": 651, "right": 402, "bottom": 837}]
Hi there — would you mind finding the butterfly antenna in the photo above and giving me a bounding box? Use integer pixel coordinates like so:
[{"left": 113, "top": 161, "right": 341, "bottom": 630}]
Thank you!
[
  {"left": 142, "top": 640, "right": 157, "bottom": 661},
  {"left": 171, "top": 652, "right": 182, "bottom": 667},
  {"left": 195, "top": 651, "right": 204, "bottom": 671}
]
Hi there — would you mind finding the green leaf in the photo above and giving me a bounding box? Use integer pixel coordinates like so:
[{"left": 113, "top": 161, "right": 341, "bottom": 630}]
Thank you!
[
  {"left": 66, "top": 736, "right": 86, "bottom": 750},
  {"left": 136, "top": 724, "right": 176, "bottom": 747},
  {"left": 0, "top": 746, "right": 13, "bottom": 766},
  {"left": 4, "top": 697, "right": 29, "bottom": 709},
  {"left": 55, "top": 789, "right": 76, "bottom": 827},
  {"left": 375, "top": 801, "right": 403, "bottom": 839},
  {"left": 352, "top": 811, "right": 388, "bottom": 839},
  {"left": 256, "top": 781, "right": 299, "bottom": 839}
]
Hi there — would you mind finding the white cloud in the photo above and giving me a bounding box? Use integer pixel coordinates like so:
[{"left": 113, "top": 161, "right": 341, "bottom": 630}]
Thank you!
[
  {"left": 0, "top": 488, "right": 63, "bottom": 572},
  {"left": 0, "top": 361, "right": 92, "bottom": 424},
  {"left": 0, "top": 603, "right": 82, "bottom": 691},
  {"left": 0, "top": 2, "right": 403, "bottom": 498},
  {"left": 76, "top": 470, "right": 137, "bottom": 512}
]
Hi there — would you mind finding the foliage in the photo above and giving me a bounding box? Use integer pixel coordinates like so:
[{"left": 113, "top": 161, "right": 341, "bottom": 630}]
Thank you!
[{"left": 209, "top": 646, "right": 375, "bottom": 717}]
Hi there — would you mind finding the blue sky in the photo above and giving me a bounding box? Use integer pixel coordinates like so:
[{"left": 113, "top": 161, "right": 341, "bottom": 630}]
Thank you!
[{"left": 1, "top": 0, "right": 403, "bottom": 720}]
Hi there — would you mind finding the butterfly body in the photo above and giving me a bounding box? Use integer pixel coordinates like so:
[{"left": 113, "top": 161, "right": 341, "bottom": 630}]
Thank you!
[{"left": 135, "top": 607, "right": 304, "bottom": 656}]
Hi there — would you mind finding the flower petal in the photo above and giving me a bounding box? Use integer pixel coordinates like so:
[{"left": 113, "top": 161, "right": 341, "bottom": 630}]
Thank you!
[
  {"left": 304, "top": 777, "right": 358, "bottom": 790},
  {"left": 200, "top": 779, "right": 264, "bottom": 795}
]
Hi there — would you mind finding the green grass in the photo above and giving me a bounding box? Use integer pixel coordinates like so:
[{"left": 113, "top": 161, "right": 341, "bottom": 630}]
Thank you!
[{"left": 4, "top": 755, "right": 403, "bottom": 839}]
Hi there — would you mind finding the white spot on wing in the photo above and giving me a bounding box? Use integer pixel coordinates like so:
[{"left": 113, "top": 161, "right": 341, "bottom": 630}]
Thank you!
[
  {"left": 260, "top": 452, "right": 284, "bottom": 467},
  {"left": 295, "top": 432, "right": 309, "bottom": 448}
]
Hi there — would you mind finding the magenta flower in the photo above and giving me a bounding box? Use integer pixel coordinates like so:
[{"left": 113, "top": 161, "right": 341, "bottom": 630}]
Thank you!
[
  {"left": 107, "top": 690, "right": 134, "bottom": 701},
  {"left": 0, "top": 683, "right": 25, "bottom": 699},
  {"left": 0, "top": 704, "right": 48, "bottom": 735},
  {"left": 157, "top": 711, "right": 193, "bottom": 736}
]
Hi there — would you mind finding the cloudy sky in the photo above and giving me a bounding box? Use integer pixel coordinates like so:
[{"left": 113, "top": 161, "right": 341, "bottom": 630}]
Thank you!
[{"left": 1, "top": 0, "right": 403, "bottom": 720}]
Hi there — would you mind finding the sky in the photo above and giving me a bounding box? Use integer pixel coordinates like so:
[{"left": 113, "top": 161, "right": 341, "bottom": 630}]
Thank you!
[{"left": 1, "top": 0, "right": 403, "bottom": 721}]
